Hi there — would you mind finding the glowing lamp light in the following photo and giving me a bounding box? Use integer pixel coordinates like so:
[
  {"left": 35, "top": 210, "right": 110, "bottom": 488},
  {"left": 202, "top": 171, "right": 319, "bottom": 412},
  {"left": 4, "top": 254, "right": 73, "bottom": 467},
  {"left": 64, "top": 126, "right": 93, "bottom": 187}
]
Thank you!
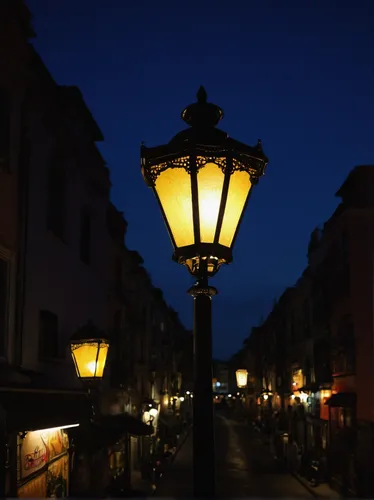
[
  {"left": 299, "top": 392, "right": 308, "bottom": 403},
  {"left": 38, "top": 423, "right": 79, "bottom": 434},
  {"left": 141, "top": 87, "right": 268, "bottom": 279},
  {"left": 263, "top": 394, "right": 269, "bottom": 400},
  {"left": 179, "top": 397, "right": 185, "bottom": 402},
  {"left": 149, "top": 408, "right": 158, "bottom": 418},
  {"left": 236, "top": 369, "right": 248, "bottom": 388},
  {"left": 70, "top": 322, "right": 109, "bottom": 382}
]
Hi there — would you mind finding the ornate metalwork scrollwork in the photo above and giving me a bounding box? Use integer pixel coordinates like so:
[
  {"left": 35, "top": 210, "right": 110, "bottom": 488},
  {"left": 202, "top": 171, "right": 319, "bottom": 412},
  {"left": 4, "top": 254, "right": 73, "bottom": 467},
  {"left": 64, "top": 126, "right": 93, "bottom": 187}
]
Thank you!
[
  {"left": 146, "top": 156, "right": 191, "bottom": 184},
  {"left": 196, "top": 156, "right": 227, "bottom": 172},
  {"left": 145, "top": 153, "right": 265, "bottom": 185},
  {"left": 232, "top": 157, "right": 265, "bottom": 178}
]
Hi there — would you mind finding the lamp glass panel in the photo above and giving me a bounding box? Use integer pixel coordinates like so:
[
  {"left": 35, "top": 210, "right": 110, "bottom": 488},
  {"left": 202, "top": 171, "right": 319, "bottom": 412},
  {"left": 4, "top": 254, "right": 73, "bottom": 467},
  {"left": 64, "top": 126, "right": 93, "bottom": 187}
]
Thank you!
[
  {"left": 197, "top": 162, "right": 225, "bottom": 243},
  {"left": 96, "top": 342, "right": 109, "bottom": 377},
  {"left": 71, "top": 341, "right": 109, "bottom": 379},
  {"left": 154, "top": 166, "right": 194, "bottom": 248},
  {"left": 219, "top": 170, "right": 252, "bottom": 248}
]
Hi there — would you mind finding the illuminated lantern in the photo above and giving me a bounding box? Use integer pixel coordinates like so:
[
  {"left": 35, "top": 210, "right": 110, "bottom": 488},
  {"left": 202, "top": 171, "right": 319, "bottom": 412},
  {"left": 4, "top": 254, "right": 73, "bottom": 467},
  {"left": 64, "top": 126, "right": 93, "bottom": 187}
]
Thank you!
[
  {"left": 236, "top": 369, "right": 248, "bottom": 388},
  {"left": 70, "top": 322, "right": 109, "bottom": 382},
  {"left": 141, "top": 87, "right": 268, "bottom": 278}
]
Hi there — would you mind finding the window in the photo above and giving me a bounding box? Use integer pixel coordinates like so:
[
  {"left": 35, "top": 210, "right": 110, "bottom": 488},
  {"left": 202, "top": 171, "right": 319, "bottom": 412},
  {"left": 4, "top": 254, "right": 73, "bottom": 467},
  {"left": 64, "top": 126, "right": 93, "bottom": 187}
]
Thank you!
[
  {"left": 332, "top": 316, "right": 355, "bottom": 375},
  {"left": 39, "top": 310, "right": 59, "bottom": 359},
  {"left": 0, "top": 257, "right": 9, "bottom": 357},
  {"left": 0, "top": 88, "right": 10, "bottom": 170},
  {"left": 47, "top": 166, "right": 67, "bottom": 240},
  {"left": 80, "top": 209, "right": 91, "bottom": 264}
]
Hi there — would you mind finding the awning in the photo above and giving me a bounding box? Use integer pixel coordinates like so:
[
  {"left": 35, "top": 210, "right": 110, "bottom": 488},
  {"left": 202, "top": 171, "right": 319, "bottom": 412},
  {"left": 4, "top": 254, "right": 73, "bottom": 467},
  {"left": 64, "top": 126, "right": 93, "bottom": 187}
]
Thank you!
[
  {"left": 0, "top": 388, "right": 90, "bottom": 432},
  {"left": 65, "top": 413, "right": 154, "bottom": 452},
  {"left": 69, "top": 421, "right": 126, "bottom": 451},
  {"left": 97, "top": 413, "right": 154, "bottom": 436},
  {"left": 325, "top": 392, "right": 356, "bottom": 408}
]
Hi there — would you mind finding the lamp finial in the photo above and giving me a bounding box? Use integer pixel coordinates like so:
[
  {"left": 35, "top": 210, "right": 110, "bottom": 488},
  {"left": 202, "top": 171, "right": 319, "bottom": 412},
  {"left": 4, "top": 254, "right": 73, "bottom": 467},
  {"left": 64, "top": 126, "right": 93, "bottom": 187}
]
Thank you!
[{"left": 196, "top": 86, "right": 207, "bottom": 103}]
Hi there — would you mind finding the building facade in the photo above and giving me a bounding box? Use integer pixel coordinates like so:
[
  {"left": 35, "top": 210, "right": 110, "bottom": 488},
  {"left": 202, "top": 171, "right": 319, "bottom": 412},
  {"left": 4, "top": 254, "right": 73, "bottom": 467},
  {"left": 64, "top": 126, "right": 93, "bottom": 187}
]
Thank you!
[
  {"left": 233, "top": 165, "right": 374, "bottom": 497},
  {"left": 0, "top": 2, "right": 192, "bottom": 497}
]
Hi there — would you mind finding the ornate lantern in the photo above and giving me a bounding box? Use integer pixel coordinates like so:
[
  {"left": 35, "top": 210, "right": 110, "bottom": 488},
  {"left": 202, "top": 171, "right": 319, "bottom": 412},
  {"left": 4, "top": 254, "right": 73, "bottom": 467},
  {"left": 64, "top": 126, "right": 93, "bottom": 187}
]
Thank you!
[
  {"left": 70, "top": 322, "right": 109, "bottom": 382},
  {"left": 141, "top": 87, "right": 268, "bottom": 278}
]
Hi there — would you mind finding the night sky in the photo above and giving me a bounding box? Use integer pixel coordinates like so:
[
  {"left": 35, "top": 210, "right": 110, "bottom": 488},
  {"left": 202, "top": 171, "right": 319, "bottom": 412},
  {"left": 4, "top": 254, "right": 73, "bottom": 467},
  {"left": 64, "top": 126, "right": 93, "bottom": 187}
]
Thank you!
[{"left": 27, "top": 0, "right": 374, "bottom": 360}]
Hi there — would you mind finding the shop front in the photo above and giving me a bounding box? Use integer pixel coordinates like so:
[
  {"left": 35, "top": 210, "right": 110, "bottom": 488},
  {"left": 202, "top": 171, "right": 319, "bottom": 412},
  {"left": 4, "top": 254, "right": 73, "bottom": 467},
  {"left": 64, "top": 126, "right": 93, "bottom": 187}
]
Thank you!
[
  {"left": 0, "top": 387, "right": 89, "bottom": 498},
  {"left": 17, "top": 425, "right": 72, "bottom": 497},
  {"left": 70, "top": 412, "right": 154, "bottom": 496},
  {"left": 326, "top": 391, "right": 357, "bottom": 495}
]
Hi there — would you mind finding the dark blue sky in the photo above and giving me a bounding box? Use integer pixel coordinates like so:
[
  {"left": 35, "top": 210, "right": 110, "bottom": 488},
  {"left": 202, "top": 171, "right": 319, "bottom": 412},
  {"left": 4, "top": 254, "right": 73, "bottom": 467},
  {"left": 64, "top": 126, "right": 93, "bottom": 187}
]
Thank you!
[{"left": 27, "top": 0, "right": 374, "bottom": 360}]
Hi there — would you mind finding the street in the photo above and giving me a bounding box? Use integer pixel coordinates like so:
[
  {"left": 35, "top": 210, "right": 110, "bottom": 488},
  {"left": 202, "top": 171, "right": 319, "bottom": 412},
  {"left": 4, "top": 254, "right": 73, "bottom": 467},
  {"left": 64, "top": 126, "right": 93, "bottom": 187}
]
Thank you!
[{"left": 155, "top": 412, "right": 314, "bottom": 497}]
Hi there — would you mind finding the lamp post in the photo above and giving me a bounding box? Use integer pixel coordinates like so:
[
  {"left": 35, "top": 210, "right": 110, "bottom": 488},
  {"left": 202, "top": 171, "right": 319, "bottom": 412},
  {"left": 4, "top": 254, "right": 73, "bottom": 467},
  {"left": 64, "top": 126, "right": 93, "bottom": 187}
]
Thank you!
[
  {"left": 141, "top": 87, "right": 268, "bottom": 497},
  {"left": 69, "top": 321, "right": 110, "bottom": 416}
]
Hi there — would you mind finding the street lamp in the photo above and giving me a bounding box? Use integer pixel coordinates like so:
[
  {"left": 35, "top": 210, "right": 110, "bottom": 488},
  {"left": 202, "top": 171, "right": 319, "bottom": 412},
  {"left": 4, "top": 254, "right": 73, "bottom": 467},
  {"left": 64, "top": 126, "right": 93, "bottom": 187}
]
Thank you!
[
  {"left": 236, "top": 369, "right": 248, "bottom": 389},
  {"left": 69, "top": 322, "right": 110, "bottom": 417},
  {"left": 141, "top": 87, "right": 268, "bottom": 497}
]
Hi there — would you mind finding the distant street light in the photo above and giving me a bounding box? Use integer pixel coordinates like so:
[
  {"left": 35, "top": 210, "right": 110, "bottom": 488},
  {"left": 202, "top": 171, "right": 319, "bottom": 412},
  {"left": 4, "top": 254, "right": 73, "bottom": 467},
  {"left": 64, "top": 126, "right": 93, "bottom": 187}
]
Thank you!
[
  {"left": 236, "top": 369, "right": 248, "bottom": 389},
  {"left": 141, "top": 87, "right": 268, "bottom": 497},
  {"left": 70, "top": 322, "right": 109, "bottom": 383},
  {"left": 69, "top": 322, "right": 110, "bottom": 416}
]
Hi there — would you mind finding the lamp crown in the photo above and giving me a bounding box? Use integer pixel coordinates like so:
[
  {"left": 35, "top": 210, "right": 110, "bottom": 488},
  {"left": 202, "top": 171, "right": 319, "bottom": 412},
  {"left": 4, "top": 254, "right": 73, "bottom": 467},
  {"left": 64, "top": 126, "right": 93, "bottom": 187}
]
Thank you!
[{"left": 181, "top": 87, "right": 224, "bottom": 129}]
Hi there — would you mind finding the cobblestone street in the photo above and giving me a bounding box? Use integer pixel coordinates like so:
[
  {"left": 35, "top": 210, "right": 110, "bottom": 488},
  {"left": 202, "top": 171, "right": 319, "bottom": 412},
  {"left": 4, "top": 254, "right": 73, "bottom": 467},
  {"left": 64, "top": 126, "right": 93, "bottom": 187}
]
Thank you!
[{"left": 155, "top": 413, "right": 322, "bottom": 497}]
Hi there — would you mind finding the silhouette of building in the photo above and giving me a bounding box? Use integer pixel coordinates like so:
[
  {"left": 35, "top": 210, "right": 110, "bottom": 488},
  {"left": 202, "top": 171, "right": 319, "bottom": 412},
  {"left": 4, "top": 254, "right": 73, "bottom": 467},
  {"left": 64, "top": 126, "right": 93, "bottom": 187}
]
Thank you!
[
  {"left": 0, "top": 1, "right": 192, "bottom": 496},
  {"left": 235, "top": 164, "right": 374, "bottom": 497}
]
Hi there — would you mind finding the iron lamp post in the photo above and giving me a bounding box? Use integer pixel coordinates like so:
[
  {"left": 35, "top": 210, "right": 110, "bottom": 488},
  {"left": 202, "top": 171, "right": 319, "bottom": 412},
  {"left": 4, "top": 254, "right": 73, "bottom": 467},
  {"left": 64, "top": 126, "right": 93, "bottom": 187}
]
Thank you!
[{"left": 141, "top": 87, "right": 268, "bottom": 497}]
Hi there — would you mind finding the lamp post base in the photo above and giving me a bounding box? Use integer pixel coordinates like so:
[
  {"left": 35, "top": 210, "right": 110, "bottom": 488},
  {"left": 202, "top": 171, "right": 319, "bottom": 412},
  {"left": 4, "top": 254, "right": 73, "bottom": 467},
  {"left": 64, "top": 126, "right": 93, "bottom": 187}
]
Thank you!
[{"left": 188, "top": 279, "right": 217, "bottom": 498}]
